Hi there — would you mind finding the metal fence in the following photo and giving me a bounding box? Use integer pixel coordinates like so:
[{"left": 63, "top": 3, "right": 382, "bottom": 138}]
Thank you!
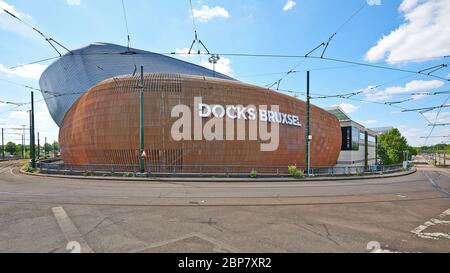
[
  {"left": 38, "top": 162, "right": 409, "bottom": 177},
  {"left": 0, "top": 156, "right": 23, "bottom": 161}
]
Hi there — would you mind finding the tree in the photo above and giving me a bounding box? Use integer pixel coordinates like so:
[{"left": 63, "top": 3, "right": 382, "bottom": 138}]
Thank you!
[
  {"left": 5, "top": 141, "right": 17, "bottom": 155},
  {"left": 377, "top": 128, "right": 409, "bottom": 165},
  {"left": 44, "top": 143, "right": 52, "bottom": 156}
]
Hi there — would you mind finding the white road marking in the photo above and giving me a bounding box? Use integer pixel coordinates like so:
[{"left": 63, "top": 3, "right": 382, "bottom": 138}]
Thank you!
[
  {"left": 51, "top": 206, "right": 94, "bottom": 253},
  {"left": 410, "top": 208, "right": 450, "bottom": 240},
  {"left": 131, "top": 232, "right": 240, "bottom": 253},
  {"left": 439, "top": 208, "right": 450, "bottom": 218}
]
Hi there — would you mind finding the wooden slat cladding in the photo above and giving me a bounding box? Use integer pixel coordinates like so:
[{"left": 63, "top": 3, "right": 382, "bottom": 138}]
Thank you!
[{"left": 59, "top": 73, "right": 342, "bottom": 167}]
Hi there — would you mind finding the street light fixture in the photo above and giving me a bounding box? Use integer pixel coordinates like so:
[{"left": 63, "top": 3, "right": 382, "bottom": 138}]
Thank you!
[{"left": 208, "top": 54, "right": 220, "bottom": 77}]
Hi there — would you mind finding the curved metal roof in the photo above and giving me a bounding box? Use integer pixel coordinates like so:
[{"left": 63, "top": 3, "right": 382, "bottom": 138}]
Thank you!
[{"left": 39, "top": 42, "right": 235, "bottom": 126}]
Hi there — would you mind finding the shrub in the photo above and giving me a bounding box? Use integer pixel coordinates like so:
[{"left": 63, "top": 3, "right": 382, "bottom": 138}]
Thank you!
[
  {"left": 123, "top": 172, "right": 135, "bottom": 177},
  {"left": 83, "top": 172, "right": 93, "bottom": 177},
  {"left": 22, "top": 163, "right": 37, "bottom": 173},
  {"left": 249, "top": 170, "right": 257, "bottom": 178},
  {"left": 288, "top": 165, "right": 304, "bottom": 178}
]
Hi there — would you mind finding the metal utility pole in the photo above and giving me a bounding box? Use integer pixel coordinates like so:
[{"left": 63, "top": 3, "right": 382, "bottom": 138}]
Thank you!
[
  {"left": 21, "top": 125, "right": 25, "bottom": 159},
  {"left": 30, "top": 92, "right": 36, "bottom": 168},
  {"left": 375, "top": 135, "right": 378, "bottom": 165},
  {"left": 139, "top": 66, "right": 145, "bottom": 173},
  {"left": 37, "top": 132, "right": 40, "bottom": 159},
  {"left": 305, "top": 71, "right": 311, "bottom": 176},
  {"left": 1, "top": 128, "right": 4, "bottom": 160}
]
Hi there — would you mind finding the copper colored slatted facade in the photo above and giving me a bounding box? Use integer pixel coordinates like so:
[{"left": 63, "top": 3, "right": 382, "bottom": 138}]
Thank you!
[{"left": 59, "top": 73, "right": 342, "bottom": 167}]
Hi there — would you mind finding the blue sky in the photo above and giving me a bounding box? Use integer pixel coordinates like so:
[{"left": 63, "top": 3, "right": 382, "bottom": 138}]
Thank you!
[{"left": 0, "top": 0, "right": 449, "bottom": 146}]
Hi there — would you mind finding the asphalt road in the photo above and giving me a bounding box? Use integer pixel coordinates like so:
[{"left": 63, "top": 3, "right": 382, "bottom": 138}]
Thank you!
[{"left": 0, "top": 160, "right": 448, "bottom": 253}]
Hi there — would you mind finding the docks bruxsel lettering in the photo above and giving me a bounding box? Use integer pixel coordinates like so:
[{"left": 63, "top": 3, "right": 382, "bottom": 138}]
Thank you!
[{"left": 198, "top": 103, "right": 302, "bottom": 127}]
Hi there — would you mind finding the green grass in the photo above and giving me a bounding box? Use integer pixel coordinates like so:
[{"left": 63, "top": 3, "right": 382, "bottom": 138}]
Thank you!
[{"left": 21, "top": 163, "right": 38, "bottom": 174}]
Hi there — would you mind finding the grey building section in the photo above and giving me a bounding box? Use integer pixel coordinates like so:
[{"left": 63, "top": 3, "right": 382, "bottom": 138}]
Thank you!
[
  {"left": 39, "top": 42, "right": 235, "bottom": 126},
  {"left": 327, "top": 107, "right": 379, "bottom": 167}
]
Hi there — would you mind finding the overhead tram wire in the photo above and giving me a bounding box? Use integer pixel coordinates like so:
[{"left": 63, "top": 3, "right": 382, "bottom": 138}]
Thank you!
[
  {"left": 422, "top": 95, "right": 450, "bottom": 145},
  {"left": 0, "top": 7, "right": 72, "bottom": 57},
  {"left": 276, "top": 87, "right": 409, "bottom": 110},
  {"left": 8, "top": 56, "right": 61, "bottom": 70},
  {"left": 267, "top": 1, "right": 367, "bottom": 88},
  {"left": 168, "top": 51, "right": 450, "bottom": 81},
  {"left": 307, "top": 1, "right": 367, "bottom": 59},
  {"left": 121, "top": 0, "right": 132, "bottom": 51},
  {"left": 0, "top": 100, "right": 27, "bottom": 106},
  {"left": 187, "top": 0, "right": 210, "bottom": 56},
  {"left": 8, "top": 50, "right": 449, "bottom": 83},
  {"left": 0, "top": 78, "right": 64, "bottom": 96}
]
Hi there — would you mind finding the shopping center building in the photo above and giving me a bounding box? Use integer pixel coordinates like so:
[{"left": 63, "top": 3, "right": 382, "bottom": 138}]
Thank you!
[{"left": 40, "top": 42, "right": 384, "bottom": 169}]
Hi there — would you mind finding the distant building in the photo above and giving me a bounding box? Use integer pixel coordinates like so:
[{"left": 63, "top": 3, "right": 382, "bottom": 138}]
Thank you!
[
  {"left": 368, "top": 127, "right": 394, "bottom": 135},
  {"left": 327, "top": 107, "right": 379, "bottom": 167}
]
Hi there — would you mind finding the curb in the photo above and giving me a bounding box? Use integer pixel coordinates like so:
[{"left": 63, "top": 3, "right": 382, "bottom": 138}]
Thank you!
[{"left": 20, "top": 167, "right": 417, "bottom": 182}]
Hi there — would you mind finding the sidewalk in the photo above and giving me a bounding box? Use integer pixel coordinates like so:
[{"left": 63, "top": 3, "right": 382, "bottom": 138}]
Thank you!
[{"left": 21, "top": 168, "right": 416, "bottom": 182}]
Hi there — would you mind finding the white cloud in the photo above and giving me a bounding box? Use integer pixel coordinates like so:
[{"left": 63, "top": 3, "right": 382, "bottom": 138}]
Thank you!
[
  {"left": 398, "top": 124, "right": 450, "bottom": 146},
  {"left": 0, "top": 0, "right": 22, "bottom": 18},
  {"left": 283, "top": 0, "right": 296, "bottom": 11},
  {"left": 173, "top": 48, "right": 232, "bottom": 76},
  {"left": 2, "top": 101, "right": 58, "bottom": 143},
  {"left": 367, "top": 0, "right": 381, "bottom": 6},
  {"left": 364, "top": 119, "right": 378, "bottom": 124},
  {"left": 422, "top": 111, "right": 450, "bottom": 125},
  {"left": 9, "top": 101, "right": 56, "bottom": 130},
  {"left": 200, "top": 56, "right": 233, "bottom": 76},
  {"left": 397, "top": 125, "right": 423, "bottom": 145},
  {"left": 9, "top": 110, "right": 28, "bottom": 120},
  {"left": 192, "top": 5, "right": 229, "bottom": 23},
  {"left": 66, "top": 0, "right": 81, "bottom": 6},
  {"left": 364, "top": 79, "right": 444, "bottom": 102},
  {"left": 365, "top": 0, "right": 450, "bottom": 64},
  {"left": 174, "top": 47, "right": 208, "bottom": 58},
  {"left": 0, "top": 0, "right": 35, "bottom": 38},
  {"left": 332, "top": 103, "right": 359, "bottom": 113},
  {"left": 0, "top": 63, "right": 47, "bottom": 80},
  {"left": 399, "top": 0, "right": 418, "bottom": 12}
]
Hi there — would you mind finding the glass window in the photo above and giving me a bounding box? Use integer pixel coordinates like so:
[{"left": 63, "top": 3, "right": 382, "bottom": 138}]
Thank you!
[
  {"left": 352, "top": 127, "right": 360, "bottom": 151},
  {"left": 341, "top": 126, "right": 360, "bottom": 151}
]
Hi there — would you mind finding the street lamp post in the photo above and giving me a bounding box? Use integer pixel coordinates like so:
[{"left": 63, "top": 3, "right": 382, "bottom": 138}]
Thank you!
[
  {"left": 21, "top": 125, "right": 26, "bottom": 159},
  {"left": 30, "top": 91, "right": 36, "bottom": 168},
  {"left": 37, "top": 132, "right": 40, "bottom": 159},
  {"left": 208, "top": 54, "right": 220, "bottom": 78},
  {"left": 139, "top": 66, "right": 145, "bottom": 173},
  {"left": 305, "top": 71, "right": 311, "bottom": 176},
  {"left": 1, "top": 128, "right": 4, "bottom": 160}
]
